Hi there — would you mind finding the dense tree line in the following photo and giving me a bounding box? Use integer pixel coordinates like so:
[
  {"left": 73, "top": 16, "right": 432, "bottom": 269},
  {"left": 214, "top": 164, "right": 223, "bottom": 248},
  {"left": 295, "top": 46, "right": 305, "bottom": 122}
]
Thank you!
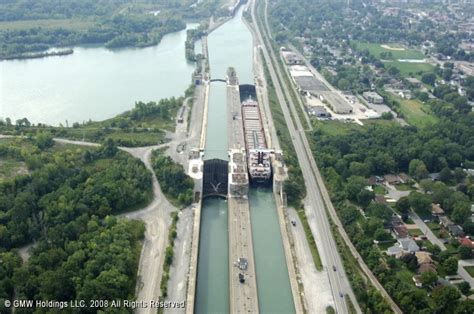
[
  {"left": 0, "top": 138, "right": 152, "bottom": 311},
  {"left": 151, "top": 150, "right": 194, "bottom": 206},
  {"left": 0, "top": 13, "right": 185, "bottom": 58}
]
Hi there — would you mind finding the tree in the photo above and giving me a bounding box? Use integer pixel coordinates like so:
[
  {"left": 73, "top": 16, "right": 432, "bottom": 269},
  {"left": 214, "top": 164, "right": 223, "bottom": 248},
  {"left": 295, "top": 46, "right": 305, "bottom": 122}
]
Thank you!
[
  {"left": 458, "top": 245, "right": 473, "bottom": 260},
  {"left": 388, "top": 66, "right": 400, "bottom": 76},
  {"left": 456, "top": 299, "right": 474, "bottom": 313},
  {"left": 101, "top": 138, "right": 118, "bottom": 157},
  {"left": 438, "top": 167, "right": 452, "bottom": 183},
  {"left": 420, "top": 270, "right": 438, "bottom": 287},
  {"left": 366, "top": 203, "right": 392, "bottom": 221},
  {"left": 349, "top": 161, "right": 370, "bottom": 177},
  {"left": 381, "top": 112, "right": 394, "bottom": 120},
  {"left": 421, "top": 72, "right": 436, "bottom": 86},
  {"left": 409, "top": 192, "right": 431, "bottom": 214},
  {"left": 338, "top": 78, "right": 350, "bottom": 90},
  {"left": 443, "top": 68, "right": 453, "bottom": 81},
  {"left": 34, "top": 132, "right": 54, "bottom": 150},
  {"left": 357, "top": 189, "right": 375, "bottom": 208},
  {"left": 374, "top": 228, "right": 391, "bottom": 241},
  {"left": 458, "top": 282, "right": 471, "bottom": 296},
  {"left": 442, "top": 256, "right": 459, "bottom": 275},
  {"left": 396, "top": 196, "right": 411, "bottom": 216},
  {"left": 452, "top": 202, "right": 471, "bottom": 224},
  {"left": 408, "top": 159, "right": 428, "bottom": 180},
  {"left": 345, "top": 176, "right": 368, "bottom": 201},
  {"left": 432, "top": 285, "right": 461, "bottom": 313},
  {"left": 400, "top": 253, "right": 418, "bottom": 272}
]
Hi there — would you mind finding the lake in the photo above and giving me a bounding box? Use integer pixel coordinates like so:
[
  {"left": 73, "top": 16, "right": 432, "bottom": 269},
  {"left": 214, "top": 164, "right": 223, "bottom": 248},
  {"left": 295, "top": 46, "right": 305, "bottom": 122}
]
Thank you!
[{"left": 0, "top": 25, "right": 198, "bottom": 126}]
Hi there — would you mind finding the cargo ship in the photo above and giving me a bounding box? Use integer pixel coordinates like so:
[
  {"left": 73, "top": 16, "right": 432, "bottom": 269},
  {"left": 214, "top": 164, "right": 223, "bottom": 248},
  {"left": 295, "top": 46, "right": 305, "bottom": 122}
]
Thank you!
[{"left": 241, "top": 97, "right": 272, "bottom": 184}]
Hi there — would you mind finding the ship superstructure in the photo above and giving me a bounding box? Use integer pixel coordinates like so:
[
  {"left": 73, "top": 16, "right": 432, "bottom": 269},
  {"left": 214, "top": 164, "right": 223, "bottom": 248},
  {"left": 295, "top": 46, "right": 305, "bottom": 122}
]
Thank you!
[{"left": 241, "top": 98, "right": 272, "bottom": 183}]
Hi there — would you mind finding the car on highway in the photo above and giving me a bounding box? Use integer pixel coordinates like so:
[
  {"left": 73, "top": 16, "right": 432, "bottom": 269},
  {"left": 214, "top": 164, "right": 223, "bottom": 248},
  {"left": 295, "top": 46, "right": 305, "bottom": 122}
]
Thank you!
[
  {"left": 333, "top": 265, "right": 337, "bottom": 271},
  {"left": 291, "top": 219, "right": 296, "bottom": 226}
]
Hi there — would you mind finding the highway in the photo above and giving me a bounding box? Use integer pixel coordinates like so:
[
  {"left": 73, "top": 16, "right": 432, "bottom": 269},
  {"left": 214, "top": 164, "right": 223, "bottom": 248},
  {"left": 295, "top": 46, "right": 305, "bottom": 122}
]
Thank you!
[{"left": 250, "top": 0, "right": 402, "bottom": 313}]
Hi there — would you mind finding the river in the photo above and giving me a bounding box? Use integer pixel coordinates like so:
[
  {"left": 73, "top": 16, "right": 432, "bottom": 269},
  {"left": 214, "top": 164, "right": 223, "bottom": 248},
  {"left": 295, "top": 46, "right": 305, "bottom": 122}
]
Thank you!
[{"left": 0, "top": 25, "right": 198, "bottom": 126}]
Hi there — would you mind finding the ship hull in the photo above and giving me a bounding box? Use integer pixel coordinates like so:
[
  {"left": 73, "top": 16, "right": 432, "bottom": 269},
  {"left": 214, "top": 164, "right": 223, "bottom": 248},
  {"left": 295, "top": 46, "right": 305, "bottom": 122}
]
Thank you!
[{"left": 241, "top": 96, "right": 272, "bottom": 185}]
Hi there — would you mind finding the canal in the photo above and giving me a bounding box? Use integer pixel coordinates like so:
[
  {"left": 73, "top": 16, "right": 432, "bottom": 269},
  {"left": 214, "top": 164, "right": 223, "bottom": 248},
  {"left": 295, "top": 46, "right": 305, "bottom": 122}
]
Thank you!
[{"left": 196, "top": 6, "right": 294, "bottom": 314}]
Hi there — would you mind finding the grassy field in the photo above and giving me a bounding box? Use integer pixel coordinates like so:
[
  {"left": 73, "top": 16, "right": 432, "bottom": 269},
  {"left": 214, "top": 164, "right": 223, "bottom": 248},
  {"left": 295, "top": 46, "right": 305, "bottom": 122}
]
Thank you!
[
  {"left": 352, "top": 41, "right": 434, "bottom": 77},
  {"left": 312, "top": 120, "right": 360, "bottom": 136},
  {"left": 398, "top": 99, "right": 438, "bottom": 127},
  {"left": 353, "top": 41, "right": 425, "bottom": 60},
  {"left": 383, "top": 94, "right": 438, "bottom": 128},
  {"left": 0, "top": 18, "right": 94, "bottom": 31},
  {"left": 464, "top": 266, "right": 474, "bottom": 277},
  {"left": 384, "top": 60, "right": 435, "bottom": 77}
]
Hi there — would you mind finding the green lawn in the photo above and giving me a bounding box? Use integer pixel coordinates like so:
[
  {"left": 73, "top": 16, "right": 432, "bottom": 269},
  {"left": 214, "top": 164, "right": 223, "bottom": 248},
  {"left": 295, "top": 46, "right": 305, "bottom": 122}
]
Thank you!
[
  {"left": 374, "top": 185, "right": 386, "bottom": 195},
  {"left": 378, "top": 241, "right": 396, "bottom": 251},
  {"left": 395, "top": 183, "right": 415, "bottom": 191},
  {"left": 464, "top": 266, "right": 474, "bottom": 278},
  {"left": 408, "top": 229, "right": 423, "bottom": 237},
  {"left": 385, "top": 60, "right": 435, "bottom": 77},
  {"left": 353, "top": 41, "right": 425, "bottom": 60}
]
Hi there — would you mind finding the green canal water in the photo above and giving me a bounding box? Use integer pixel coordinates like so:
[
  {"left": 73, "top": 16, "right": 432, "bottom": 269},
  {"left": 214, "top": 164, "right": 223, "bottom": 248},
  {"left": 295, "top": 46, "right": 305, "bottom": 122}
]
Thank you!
[
  {"left": 249, "top": 188, "right": 295, "bottom": 313},
  {"left": 195, "top": 198, "right": 229, "bottom": 314},
  {"left": 196, "top": 6, "right": 294, "bottom": 314}
]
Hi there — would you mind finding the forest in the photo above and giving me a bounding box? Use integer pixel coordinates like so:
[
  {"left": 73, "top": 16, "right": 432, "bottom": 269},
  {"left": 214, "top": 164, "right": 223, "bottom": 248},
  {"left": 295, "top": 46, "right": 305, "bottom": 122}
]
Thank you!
[
  {"left": 151, "top": 149, "right": 194, "bottom": 207},
  {"left": 0, "top": 137, "right": 152, "bottom": 312}
]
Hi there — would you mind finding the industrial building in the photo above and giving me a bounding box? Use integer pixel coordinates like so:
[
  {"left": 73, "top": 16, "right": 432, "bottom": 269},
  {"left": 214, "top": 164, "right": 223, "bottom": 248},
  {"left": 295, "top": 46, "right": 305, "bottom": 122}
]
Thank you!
[{"left": 363, "top": 91, "right": 384, "bottom": 104}]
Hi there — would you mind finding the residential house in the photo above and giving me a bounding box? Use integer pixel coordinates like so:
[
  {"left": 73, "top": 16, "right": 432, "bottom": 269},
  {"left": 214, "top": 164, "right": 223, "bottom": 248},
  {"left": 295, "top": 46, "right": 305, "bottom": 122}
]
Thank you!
[
  {"left": 406, "top": 77, "right": 422, "bottom": 88},
  {"left": 387, "top": 246, "right": 403, "bottom": 256},
  {"left": 458, "top": 237, "right": 474, "bottom": 249},
  {"left": 398, "top": 173, "right": 411, "bottom": 183},
  {"left": 431, "top": 203, "right": 445, "bottom": 217},
  {"left": 398, "top": 237, "right": 420, "bottom": 253},
  {"left": 439, "top": 216, "right": 454, "bottom": 228},
  {"left": 387, "top": 237, "right": 420, "bottom": 256},
  {"left": 447, "top": 224, "right": 465, "bottom": 237},
  {"left": 418, "top": 263, "right": 437, "bottom": 274},
  {"left": 393, "top": 225, "right": 409, "bottom": 238},
  {"left": 368, "top": 176, "right": 377, "bottom": 186},
  {"left": 428, "top": 173, "right": 440, "bottom": 181},
  {"left": 384, "top": 174, "right": 402, "bottom": 185}
]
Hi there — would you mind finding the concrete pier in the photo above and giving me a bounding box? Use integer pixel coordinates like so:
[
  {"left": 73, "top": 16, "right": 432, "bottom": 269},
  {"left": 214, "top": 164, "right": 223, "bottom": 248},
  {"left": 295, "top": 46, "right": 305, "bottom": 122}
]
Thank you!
[{"left": 227, "top": 69, "right": 259, "bottom": 314}]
